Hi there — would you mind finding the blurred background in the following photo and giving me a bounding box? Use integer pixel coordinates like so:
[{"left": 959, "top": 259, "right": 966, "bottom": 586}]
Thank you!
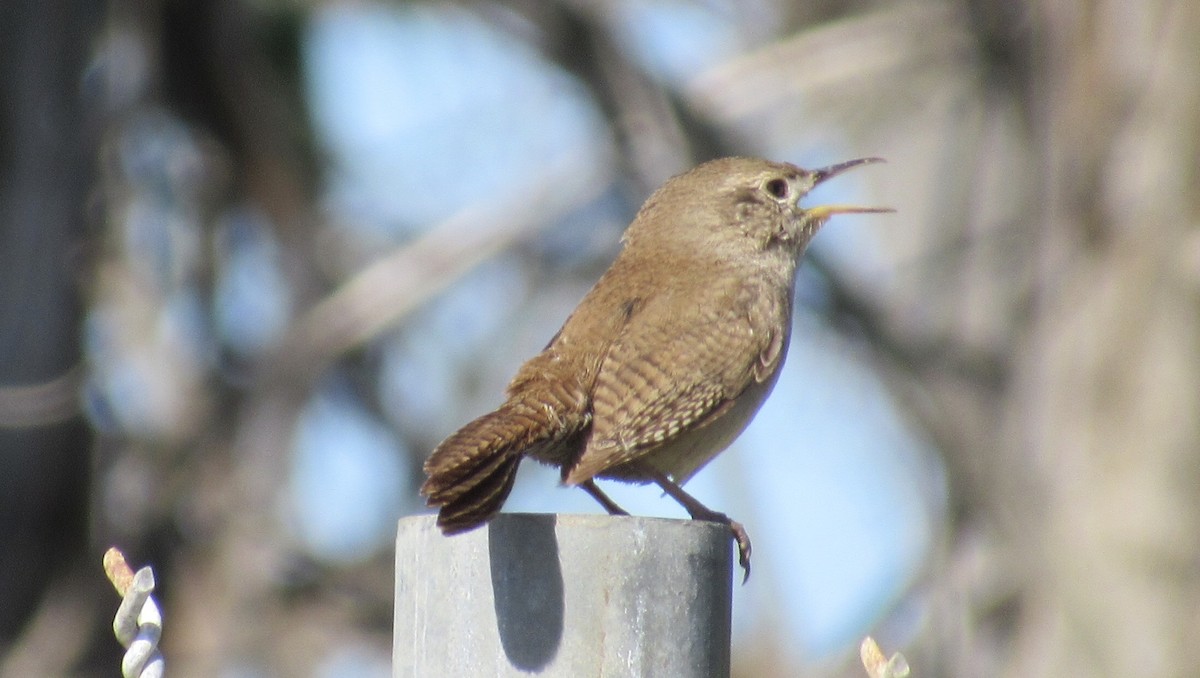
[{"left": 2, "top": 0, "right": 1198, "bottom": 676}]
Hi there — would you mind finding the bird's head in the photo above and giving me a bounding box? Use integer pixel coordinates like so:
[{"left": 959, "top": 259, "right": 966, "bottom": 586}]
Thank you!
[{"left": 624, "top": 156, "right": 892, "bottom": 260}]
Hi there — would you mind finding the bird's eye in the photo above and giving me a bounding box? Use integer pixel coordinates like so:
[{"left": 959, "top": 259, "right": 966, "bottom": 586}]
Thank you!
[{"left": 763, "top": 178, "right": 789, "bottom": 200}]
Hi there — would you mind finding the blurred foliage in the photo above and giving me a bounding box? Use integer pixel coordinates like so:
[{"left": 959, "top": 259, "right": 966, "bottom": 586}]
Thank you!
[{"left": 2, "top": 0, "right": 1199, "bottom": 676}]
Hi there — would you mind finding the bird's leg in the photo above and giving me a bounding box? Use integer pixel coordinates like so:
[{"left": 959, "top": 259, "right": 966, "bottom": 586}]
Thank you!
[
  {"left": 646, "top": 468, "right": 752, "bottom": 582},
  {"left": 579, "top": 479, "right": 630, "bottom": 516}
]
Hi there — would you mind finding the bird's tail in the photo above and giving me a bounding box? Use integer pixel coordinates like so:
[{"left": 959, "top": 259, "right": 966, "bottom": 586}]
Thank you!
[{"left": 421, "top": 398, "right": 568, "bottom": 534}]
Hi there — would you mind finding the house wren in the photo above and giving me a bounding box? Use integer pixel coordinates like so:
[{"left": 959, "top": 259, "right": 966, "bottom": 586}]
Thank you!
[{"left": 421, "top": 156, "right": 891, "bottom": 579}]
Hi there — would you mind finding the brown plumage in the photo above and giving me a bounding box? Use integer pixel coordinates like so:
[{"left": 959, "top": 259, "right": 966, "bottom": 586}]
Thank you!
[{"left": 421, "top": 156, "right": 891, "bottom": 578}]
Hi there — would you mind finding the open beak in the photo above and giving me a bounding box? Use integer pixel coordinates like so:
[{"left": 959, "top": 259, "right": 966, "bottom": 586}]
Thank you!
[{"left": 805, "top": 157, "right": 894, "bottom": 220}]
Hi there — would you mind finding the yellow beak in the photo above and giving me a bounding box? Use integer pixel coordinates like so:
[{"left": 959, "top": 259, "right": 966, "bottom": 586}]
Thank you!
[{"left": 805, "top": 157, "right": 894, "bottom": 219}]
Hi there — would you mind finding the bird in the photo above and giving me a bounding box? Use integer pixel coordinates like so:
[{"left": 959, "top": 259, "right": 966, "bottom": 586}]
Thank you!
[{"left": 421, "top": 156, "right": 891, "bottom": 580}]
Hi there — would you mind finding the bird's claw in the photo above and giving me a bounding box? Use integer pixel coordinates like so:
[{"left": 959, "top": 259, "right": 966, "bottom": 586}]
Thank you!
[
  {"left": 691, "top": 509, "right": 752, "bottom": 582},
  {"left": 729, "top": 520, "right": 752, "bottom": 583}
]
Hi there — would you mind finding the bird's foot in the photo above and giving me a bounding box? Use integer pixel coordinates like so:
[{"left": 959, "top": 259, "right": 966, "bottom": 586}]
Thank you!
[
  {"left": 728, "top": 519, "right": 752, "bottom": 583},
  {"left": 687, "top": 507, "right": 752, "bottom": 582},
  {"left": 643, "top": 467, "right": 753, "bottom": 582}
]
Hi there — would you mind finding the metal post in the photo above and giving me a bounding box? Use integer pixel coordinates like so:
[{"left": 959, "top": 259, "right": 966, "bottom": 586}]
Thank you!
[{"left": 394, "top": 513, "right": 733, "bottom": 677}]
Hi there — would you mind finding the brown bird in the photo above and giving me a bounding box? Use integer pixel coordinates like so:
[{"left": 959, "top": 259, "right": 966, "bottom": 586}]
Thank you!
[{"left": 421, "top": 156, "right": 891, "bottom": 579}]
